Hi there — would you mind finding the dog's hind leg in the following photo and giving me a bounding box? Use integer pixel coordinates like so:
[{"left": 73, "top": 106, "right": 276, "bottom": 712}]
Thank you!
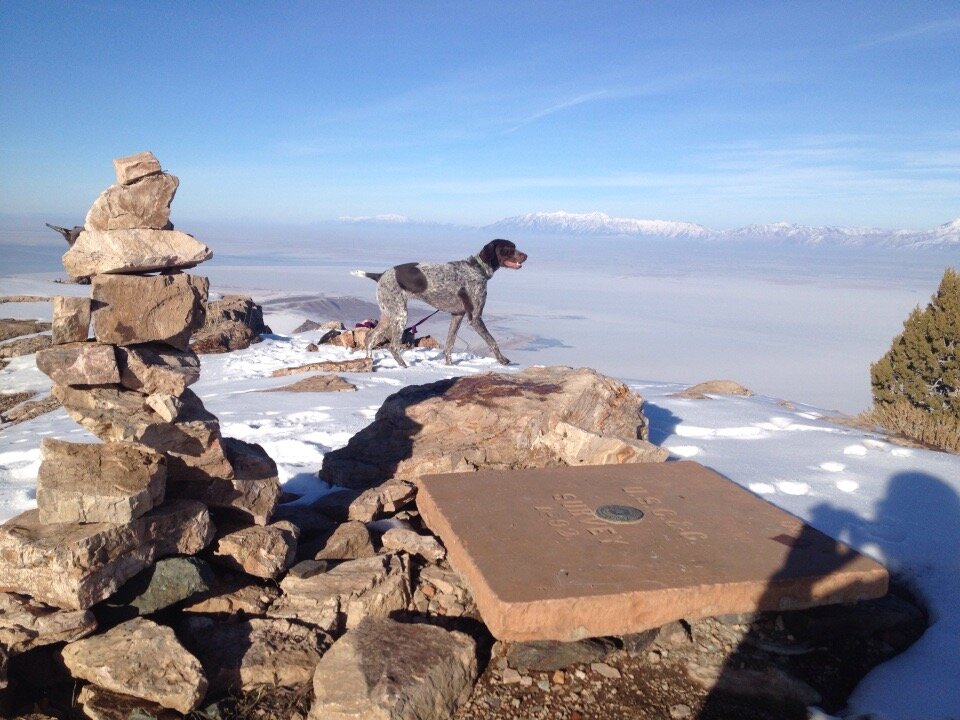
[{"left": 444, "top": 313, "right": 465, "bottom": 365}]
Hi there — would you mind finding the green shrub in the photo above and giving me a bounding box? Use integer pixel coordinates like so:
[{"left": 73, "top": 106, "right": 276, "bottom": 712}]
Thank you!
[{"left": 870, "top": 267, "right": 960, "bottom": 452}]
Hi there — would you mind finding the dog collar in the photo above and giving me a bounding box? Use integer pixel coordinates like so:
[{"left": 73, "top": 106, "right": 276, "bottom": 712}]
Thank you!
[{"left": 471, "top": 254, "right": 494, "bottom": 278}]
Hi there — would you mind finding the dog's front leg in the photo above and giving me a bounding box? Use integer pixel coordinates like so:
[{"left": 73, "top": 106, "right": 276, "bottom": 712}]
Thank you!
[
  {"left": 444, "top": 314, "right": 465, "bottom": 364},
  {"left": 471, "top": 315, "right": 509, "bottom": 365}
]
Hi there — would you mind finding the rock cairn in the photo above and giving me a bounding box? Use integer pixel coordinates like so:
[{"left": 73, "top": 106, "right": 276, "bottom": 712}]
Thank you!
[{"left": 0, "top": 152, "right": 281, "bottom": 711}]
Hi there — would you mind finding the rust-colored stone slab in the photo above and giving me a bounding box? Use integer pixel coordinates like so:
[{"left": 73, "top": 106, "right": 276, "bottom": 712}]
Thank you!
[{"left": 415, "top": 462, "right": 888, "bottom": 641}]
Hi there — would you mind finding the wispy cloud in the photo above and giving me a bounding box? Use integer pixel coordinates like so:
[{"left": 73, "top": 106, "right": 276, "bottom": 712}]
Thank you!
[
  {"left": 856, "top": 16, "right": 960, "bottom": 48},
  {"left": 502, "top": 90, "right": 609, "bottom": 134}
]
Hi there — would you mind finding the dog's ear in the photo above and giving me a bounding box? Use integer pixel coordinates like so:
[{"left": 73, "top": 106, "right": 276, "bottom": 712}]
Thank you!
[{"left": 480, "top": 239, "right": 515, "bottom": 269}]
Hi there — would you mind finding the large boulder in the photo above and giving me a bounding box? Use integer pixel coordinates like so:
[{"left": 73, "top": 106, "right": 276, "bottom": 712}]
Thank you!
[
  {"left": 91, "top": 272, "right": 208, "bottom": 350},
  {"left": 308, "top": 617, "right": 477, "bottom": 720},
  {"left": 0, "top": 500, "right": 213, "bottom": 610},
  {"left": 191, "top": 295, "right": 271, "bottom": 354},
  {"left": 64, "top": 228, "right": 212, "bottom": 276},
  {"left": 321, "top": 366, "right": 667, "bottom": 489},
  {"left": 62, "top": 617, "right": 207, "bottom": 714}
]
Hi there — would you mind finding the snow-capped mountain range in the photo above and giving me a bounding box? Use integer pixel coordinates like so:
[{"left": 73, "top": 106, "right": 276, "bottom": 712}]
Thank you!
[
  {"left": 339, "top": 211, "right": 960, "bottom": 248},
  {"left": 486, "top": 212, "right": 960, "bottom": 248}
]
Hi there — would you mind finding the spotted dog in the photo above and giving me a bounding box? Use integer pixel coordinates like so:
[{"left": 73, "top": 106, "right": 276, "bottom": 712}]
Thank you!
[{"left": 351, "top": 239, "right": 528, "bottom": 367}]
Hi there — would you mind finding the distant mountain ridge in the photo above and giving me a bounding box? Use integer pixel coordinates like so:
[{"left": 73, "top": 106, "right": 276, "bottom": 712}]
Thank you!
[
  {"left": 486, "top": 212, "right": 960, "bottom": 248},
  {"left": 335, "top": 210, "right": 960, "bottom": 248}
]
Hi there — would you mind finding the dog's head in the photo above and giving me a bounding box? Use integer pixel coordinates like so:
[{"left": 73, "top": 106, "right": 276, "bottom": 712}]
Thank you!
[{"left": 479, "top": 239, "right": 527, "bottom": 272}]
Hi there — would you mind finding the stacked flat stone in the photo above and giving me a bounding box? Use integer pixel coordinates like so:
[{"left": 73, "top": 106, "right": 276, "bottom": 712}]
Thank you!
[{"left": 0, "top": 152, "right": 281, "bottom": 618}]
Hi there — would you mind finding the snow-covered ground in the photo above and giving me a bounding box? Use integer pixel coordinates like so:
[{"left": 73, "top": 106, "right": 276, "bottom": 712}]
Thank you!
[{"left": 1, "top": 256, "right": 959, "bottom": 719}]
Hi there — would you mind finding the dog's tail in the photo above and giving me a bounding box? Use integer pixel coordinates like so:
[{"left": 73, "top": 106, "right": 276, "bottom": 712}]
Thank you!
[{"left": 350, "top": 269, "right": 382, "bottom": 282}]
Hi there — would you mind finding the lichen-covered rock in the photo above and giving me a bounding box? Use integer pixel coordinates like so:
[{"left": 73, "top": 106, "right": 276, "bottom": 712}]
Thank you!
[
  {"left": 321, "top": 366, "right": 666, "bottom": 489},
  {"left": 98, "top": 557, "right": 214, "bottom": 619},
  {"left": 62, "top": 617, "right": 207, "bottom": 714}
]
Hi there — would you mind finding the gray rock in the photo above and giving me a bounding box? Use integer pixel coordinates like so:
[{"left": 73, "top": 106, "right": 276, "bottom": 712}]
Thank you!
[
  {"left": 115, "top": 343, "right": 200, "bottom": 396},
  {"left": 270, "top": 553, "right": 411, "bottom": 634},
  {"left": 99, "top": 557, "right": 214, "bottom": 619},
  {"left": 321, "top": 366, "right": 666, "bottom": 490},
  {"left": 36, "top": 438, "right": 165, "bottom": 525},
  {"left": 0, "top": 591, "right": 96, "bottom": 654},
  {"left": 506, "top": 637, "right": 617, "bottom": 672},
  {"left": 51, "top": 296, "right": 91, "bottom": 344},
  {"left": 83, "top": 174, "right": 179, "bottom": 232},
  {"left": 113, "top": 151, "right": 162, "bottom": 185},
  {"left": 180, "top": 615, "right": 329, "bottom": 694},
  {"left": 91, "top": 272, "right": 208, "bottom": 350},
  {"left": 0, "top": 500, "right": 213, "bottom": 610},
  {"left": 211, "top": 521, "right": 299, "bottom": 579},
  {"left": 308, "top": 617, "right": 477, "bottom": 720},
  {"left": 287, "top": 559, "right": 332, "bottom": 579},
  {"left": 35, "top": 341, "right": 120, "bottom": 386},
  {"left": 62, "top": 617, "right": 208, "bottom": 714}
]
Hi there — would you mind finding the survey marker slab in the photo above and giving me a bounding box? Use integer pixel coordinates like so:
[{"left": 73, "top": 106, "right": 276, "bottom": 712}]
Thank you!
[{"left": 415, "top": 461, "right": 888, "bottom": 641}]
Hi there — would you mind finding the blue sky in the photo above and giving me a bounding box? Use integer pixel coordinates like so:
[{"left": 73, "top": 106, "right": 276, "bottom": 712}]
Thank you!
[{"left": 1, "top": 1, "right": 958, "bottom": 230}]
